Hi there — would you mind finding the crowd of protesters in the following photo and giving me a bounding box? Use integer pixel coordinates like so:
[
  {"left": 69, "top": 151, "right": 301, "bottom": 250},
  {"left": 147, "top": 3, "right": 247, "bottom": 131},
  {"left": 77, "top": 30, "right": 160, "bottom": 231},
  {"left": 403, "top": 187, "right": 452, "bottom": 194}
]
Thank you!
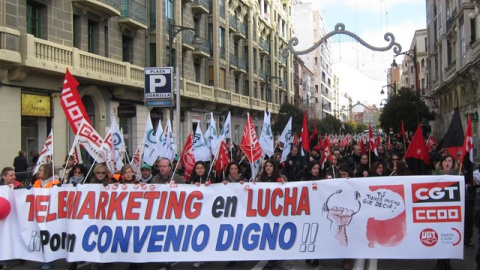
[{"left": 2, "top": 133, "right": 480, "bottom": 270}]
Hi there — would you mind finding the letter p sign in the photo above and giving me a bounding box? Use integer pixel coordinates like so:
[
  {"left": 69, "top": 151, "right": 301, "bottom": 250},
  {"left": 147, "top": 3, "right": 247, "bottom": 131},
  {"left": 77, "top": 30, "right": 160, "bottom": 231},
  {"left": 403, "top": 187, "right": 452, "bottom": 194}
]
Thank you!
[{"left": 149, "top": 75, "right": 167, "bottom": 92}]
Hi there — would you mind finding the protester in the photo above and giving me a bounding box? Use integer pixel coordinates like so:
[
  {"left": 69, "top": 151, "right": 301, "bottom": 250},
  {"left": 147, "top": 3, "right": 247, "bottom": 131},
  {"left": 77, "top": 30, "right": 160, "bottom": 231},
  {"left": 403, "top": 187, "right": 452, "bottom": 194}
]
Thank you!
[
  {"left": 336, "top": 163, "right": 355, "bottom": 270},
  {"left": 345, "top": 145, "right": 362, "bottom": 172},
  {"left": 151, "top": 158, "right": 184, "bottom": 184},
  {"left": 222, "top": 162, "right": 247, "bottom": 183},
  {"left": 13, "top": 150, "right": 29, "bottom": 181},
  {"left": 59, "top": 155, "right": 75, "bottom": 183},
  {"left": 119, "top": 164, "right": 138, "bottom": 184},
  {"left": 139, "top": 163, "right": 153, "bottom": 183},
  {"left": 392, "top": 161, "right": 410, "bottom": 176},
  {"left": 189, "top": 161, "right": 210, "bottom": 187},
  {"left": 355, "top": 154, "right": 370, "bottom": 177},
  {"left": 368, "top": 162, "right": 384, "bottom": 177},
  {"left": 282, "top": 144, "right": 302, "bottom": 181},
  {"left": 432, "top": 154, "right": 457, "bottom": 270},
  {"left": 256, "top": 159, "right": 287, "bottom": 183},
  {"left": 32, "top": 164, "right": 59, "bottom": 269},
  {"left": 90, "top": 164, "right": 109, "bottom": 184},
  {"left": 302, "top": 162, "right": 322, "bottom": 181},
  {"left": 30, "top": 150, "right": 39, "bottom": 167},
  {"left": 325, "top": 155, "right": 339, "bottom": 179},
  {"left": 65, "top": 164, "right": 87, "bottom": 185},
  {"left": 1, "top": 167, "right": 23, "bottom": 189}
]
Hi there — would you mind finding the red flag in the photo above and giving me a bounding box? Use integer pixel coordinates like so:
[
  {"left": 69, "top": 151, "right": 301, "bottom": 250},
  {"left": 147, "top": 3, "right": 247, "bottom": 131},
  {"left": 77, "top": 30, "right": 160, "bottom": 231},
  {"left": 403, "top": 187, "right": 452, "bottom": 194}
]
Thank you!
[
  {"left": 61, "top": 69, "right": 91, "bottom": 133},
  {"left": 240, "top": 113, "right": 262, "bottom": 163},
  {"left": 360, "top": 137, "right": 367, "bottom": 155},
  {"left": 387, "top": 135, "right": 392, "bottom": 150},
  {"left": 461, "top": 115, "right": 473, "bottom": 164},
  {"left": 292, "top": 134, "right": 299, "bottom": 146},
  {"left": 400, "top": 120, "right": 406, "bottom": 138},
  {"left": 301, "top": 112, "right": 310, "bottom": 154},
  {"left": 339, "top": 135, "right": 349, "bottom": 148},
  {"left": 425, "top": 135, "right": 438, "bottom": 152},
  {"left": 180, "top": 134, "right": 195, "bottom": 181},
  {"left": 405, "top": 124, "right": 430, "bottom": 175},
  {"left": 319, "top": 136, "right": 332, "bottom": 169},
  {"left": 215, "top": 140, "right": 230, "bottom": 177},
  {"left": 438, "top": 108, "right": 464, "bottom": 157},
  {"left": 368, "top": 125, "right": 378, "bottom": 155}
]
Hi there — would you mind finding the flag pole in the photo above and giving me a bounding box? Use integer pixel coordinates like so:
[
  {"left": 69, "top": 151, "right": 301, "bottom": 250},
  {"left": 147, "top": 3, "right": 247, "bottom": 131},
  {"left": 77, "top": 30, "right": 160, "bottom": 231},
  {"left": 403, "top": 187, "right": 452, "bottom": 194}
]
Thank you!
[
  {"left": 51, "top": 129, "right": 55, "bottom": 179},
  {"left": 83, "top": 160, "right": 97, "bottom": 184}
]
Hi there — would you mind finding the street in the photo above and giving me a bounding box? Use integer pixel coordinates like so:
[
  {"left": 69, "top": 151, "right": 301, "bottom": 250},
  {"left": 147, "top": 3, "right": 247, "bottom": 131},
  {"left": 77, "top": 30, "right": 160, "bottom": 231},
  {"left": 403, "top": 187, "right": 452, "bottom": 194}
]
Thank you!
[{"left": 8, "top": 244, "right": 478, "bottom": 270}]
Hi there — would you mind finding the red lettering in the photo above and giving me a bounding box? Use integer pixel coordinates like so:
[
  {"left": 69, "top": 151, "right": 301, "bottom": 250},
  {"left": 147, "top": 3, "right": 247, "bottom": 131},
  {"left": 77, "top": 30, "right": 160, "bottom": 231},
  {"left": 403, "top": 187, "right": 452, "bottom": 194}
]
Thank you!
[
  {"left": 271, "top": 188, "right": 283, "bottom": 216},
  {"left": 76, "top": 191, "right": 96, "bottom": 219},
  {"left": 66, "top": 191, "right": 81, "bottom": 219},
  {"left": 35, "top": 195, "right": 49, "bottom": 222},
  {"left": 257, "top": 189, "right": 270, "bottom": 217},
  {"left": 185, "top": 191, "right": 203, "bottom": 219},
  {"left": 107, "top": 192, "right": 127, "bottom": 220},
  {"left": 246, "top": 189, "right": 256, "bottom": 216},
  {"left": 156, "top": 191, "right": 168, "bottom": 219},
  {"left": 144, "top": 192, "right": 160, "bottom": 220},
  {"left": 58, "top": 191, "right": 67, "bottom": 219},
  {"left": 26, "top": 195, "right": 35, "bottom": 221},
  {"left": 166, "top": 191, "right": 185, "bottom": 219},
  {"left": 95, "top": 192, "right": 109, "bottom": 219},
  {"left": 125, "top": 192, "right": 143, "bottom": 220},
  {"left": 283, "top": 188, "right": 297, "bottom": 215},
  {"left": 296, "top": 187, "right": 310, "bottom": 215}
]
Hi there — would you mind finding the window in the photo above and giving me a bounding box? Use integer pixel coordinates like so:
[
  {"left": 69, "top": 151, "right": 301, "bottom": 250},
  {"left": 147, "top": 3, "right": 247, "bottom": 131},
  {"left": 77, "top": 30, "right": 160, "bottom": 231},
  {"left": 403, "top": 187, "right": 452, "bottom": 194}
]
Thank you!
[
  {"left": 27, "top": 1, "right": 43, "bottom": 38},
  {"left": 73, "top": 15, "right": 80, "bottom": 48},
  {"left": 219, "top": 68, "right": 226, "bottom": 89},
  {"left": 122, "top": 35, "right": 133, "bottom": 63},
  {"left": 165, "top": 0, "right": 174, "bottom": 25},
  {"left": 219, "top": 27, "right": 225, "bottom": 59},
  {"left": 88, "top": 20, "right": 98, "bottom": 54},
  {"left": 244, "top": 79, "right": 249, "bottom": 96},
  {"left": 149, "top": 43, "right": 156, "bottom": 67},
  {"left": 194, "top": 62, "right": 201, "bottom": 83},
  {"left": 104, "top": 26, "right": 109, "bottom": 57}
]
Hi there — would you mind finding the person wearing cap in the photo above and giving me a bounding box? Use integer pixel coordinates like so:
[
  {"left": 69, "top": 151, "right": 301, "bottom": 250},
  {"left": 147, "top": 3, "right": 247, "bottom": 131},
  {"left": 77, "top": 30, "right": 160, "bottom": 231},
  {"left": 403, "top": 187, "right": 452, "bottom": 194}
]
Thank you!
[
  {"left": 310, "top": 146, "right": 321, "bottom": 163},
  {"left": 152, "top": 158, "right": 184, "bottom": 184},
  {"left": 139, "top": 163, "right": 153, "bottom": 183}
]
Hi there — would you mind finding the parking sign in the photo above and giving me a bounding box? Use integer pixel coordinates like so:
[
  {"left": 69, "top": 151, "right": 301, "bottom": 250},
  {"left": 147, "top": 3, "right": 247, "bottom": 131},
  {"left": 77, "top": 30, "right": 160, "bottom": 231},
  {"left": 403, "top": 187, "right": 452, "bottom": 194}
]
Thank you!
[{"left": 144, "top": 67, "right": 173, "bottom": 107}]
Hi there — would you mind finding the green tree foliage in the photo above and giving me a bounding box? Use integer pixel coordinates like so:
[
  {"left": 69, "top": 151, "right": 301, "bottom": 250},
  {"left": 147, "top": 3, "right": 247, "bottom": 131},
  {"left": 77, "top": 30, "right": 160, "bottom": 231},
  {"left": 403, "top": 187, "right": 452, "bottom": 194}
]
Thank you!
[
  {"left": 379, "top": 88, "right": 435, "bottom": 133},
  {"left": 272, "top": 103, "right": 304, "bottom": 135}
]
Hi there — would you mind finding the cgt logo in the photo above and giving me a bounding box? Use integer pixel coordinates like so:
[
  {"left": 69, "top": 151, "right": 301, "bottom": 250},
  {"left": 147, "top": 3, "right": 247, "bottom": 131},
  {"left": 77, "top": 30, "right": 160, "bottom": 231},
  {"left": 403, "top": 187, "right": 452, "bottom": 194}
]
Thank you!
[{"left": 411, "top": 182, "right": 460, "bottom": 203}]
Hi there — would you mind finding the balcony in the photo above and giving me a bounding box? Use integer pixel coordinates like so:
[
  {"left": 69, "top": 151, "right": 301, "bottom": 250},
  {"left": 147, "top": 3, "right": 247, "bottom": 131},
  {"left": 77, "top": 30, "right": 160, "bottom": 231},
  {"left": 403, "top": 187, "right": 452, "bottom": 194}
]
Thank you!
[
  {"left": 192, "top": 39, "right": 210, "bottom": 58},
  {"left": 250, "top": 98, "right": 266, "bottom": 111},
  {"left": 234, "top": 22, "right": 246, "bottom": 39},
  {"left": 231, "top": 92, "right": 249, "bottom": 107},
  {"left": 182, "top": 31, "right": 195, "bottom": 51},
  {"left": 191, "top": 0, "right": 209, "bottom": 14},
  {"left": 237, "top": 57, "right": 247, "bottom": 73},
  {"left": 258, "top": 69, "right": 265, "bottom": 80},
  {"left": 259, "top": 39, "right": 270, "bottom": 54},
  {"left": 18, "top": 33, "right": 143, "bottom": 88},
  {"left": 72, "top": 0, "right": 121, "bottom": 18},
  {"left": 229, "top": 53, "right": 237, "bottom": 68},
  {"left": 118, "top": 0, "right": 147, "bottom": 30},
  {"left": 0, "top": 27, "right": 22, "bottom": 66},
  {"left": 278, "top": 55, "right": 286, "bottom": 67},
  {"left": 182, "top": 79, "right": 215, "bottom": 102},
  {"left": 229, "top": 15, "right": 237, "bottom": 32}
]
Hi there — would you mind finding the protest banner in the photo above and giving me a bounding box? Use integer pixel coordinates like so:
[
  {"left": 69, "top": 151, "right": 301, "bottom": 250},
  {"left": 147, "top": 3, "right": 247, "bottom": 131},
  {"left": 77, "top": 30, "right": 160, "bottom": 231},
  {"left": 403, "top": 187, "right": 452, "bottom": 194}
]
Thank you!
[{"left": 0, "top": 175, "right": 464, "bottom": 263}]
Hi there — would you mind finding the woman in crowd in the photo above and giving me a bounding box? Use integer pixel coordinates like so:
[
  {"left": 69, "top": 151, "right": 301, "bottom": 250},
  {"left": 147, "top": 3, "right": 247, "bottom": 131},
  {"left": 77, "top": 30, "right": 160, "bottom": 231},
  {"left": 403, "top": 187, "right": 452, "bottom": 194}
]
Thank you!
[
  {"left": 355, "top": 154, "right": 370, "bottom": 177},
  {"left": 65, "top": 164, "right": 87, "bottom": 185},
  {"left": 255, "top": 159, "right": 287, "bottom": 183},
  {"left": 32, "top": 164, "right": 59, "bottom": 270},
  {"left": 90, "top": 164, "right": 110, "bottom": 184},
  {"left": 368, "top": 162, "right": 384, "bottom": 177},
  {"left": 392, "top": 161, "right": 409, "bottom": 176},
  {"left": 386, "top": 154, "right": 400, "bottom": 174},
  {"left": 223, "top": 162, "right": 247, "bottom": 184},
  {"left": 325, "top": 155, "right": 340, "bottom": 179},
  {"left": 189, "top": 161, "right": 210, "bottom": 186},
  {"left": 432, "top": 154, "right": 457, "bottom": 270},
  {"left": 119, "top": 164, "right": 138, "bottom": 184},
  {"left": 60, "top": 155, "right": 75, "bottom": 183},
  {"left": 302, "top": 162, "right": 322, "bottom": 181}
]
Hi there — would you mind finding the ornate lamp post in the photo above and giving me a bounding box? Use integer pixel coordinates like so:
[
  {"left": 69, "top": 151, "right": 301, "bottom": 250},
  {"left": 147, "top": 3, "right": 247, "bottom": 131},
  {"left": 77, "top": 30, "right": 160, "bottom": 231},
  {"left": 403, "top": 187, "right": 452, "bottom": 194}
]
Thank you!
[
  {"left": 391, "top": 45, "right": 419, "bottom": 124},
  {"left": 381, "top": 84, "right": 396, "bottom": 95}
]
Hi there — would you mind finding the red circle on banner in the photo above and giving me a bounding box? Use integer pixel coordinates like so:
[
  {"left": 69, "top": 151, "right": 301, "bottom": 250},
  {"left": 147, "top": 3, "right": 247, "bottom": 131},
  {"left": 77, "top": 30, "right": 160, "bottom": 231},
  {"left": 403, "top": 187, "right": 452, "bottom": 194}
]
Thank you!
[
  {"left": 0, "top": 197, "right": 11, "bottom": 220},
  {"left": 419, "top": 228, "right": 438, "bottom": 247}
]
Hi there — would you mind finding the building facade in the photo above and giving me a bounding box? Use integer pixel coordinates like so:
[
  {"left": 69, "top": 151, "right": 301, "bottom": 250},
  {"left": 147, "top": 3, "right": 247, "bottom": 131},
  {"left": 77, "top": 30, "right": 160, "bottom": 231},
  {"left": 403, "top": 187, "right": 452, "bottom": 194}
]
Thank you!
[
  {"left": 0, "top": 0, "right": 295, "bottom": 169},
  {"left": 426, "top": 0, "right": 480, "bottom": 160}
]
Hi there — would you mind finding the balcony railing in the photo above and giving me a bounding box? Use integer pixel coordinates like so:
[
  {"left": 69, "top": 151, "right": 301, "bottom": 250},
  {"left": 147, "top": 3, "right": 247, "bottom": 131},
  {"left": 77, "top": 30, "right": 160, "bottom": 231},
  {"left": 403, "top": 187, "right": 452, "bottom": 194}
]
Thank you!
[
  {"left": 192, "top": 0, "right": 210, "bottom": 13},
  {"left": 219, "top": 1, "right": 225, "bottom": 18},
  {"left": 193, "top": 39, "right": 210, "bottom": 58},
  {"left": 229, "top": 15, "right": 237, "bottom": 32},
  {"left": 20, "top": 33, "right": 143, "bottom": 87},
  {"left": 238, "top": 57, "right": 247, "bottom": 71},
  {"left": 72, "top": 0, "right": 121, "bottom": 17},
  {"left": 120, "top": 0, "right": 147, "bottom": 25},
  {"left": 229, "top": 53, "right": 237, "bottom": 67},
  {"left": 238, "top": 22, "right": 246, "bottom": 38}
]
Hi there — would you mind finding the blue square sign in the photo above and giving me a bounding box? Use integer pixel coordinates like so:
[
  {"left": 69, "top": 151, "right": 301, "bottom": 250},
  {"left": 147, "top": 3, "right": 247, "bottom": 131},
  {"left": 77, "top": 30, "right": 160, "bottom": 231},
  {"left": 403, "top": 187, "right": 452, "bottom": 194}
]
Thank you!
[{"left": 144, "top": 67, "right": 174, "bottom": 107}]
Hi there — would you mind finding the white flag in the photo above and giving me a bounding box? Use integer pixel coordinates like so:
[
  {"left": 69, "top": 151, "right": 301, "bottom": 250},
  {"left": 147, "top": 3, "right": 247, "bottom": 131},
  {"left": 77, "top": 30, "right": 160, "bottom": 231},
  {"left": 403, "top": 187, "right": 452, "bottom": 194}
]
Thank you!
[
  {"left": 142, "top": 114, "right": 158, "bottom": 166},
  {"left": 130, "top": 143, "right": 144, "bottom": 175},
  {"left": 220, "top": 111, "right": 231, "bottom": 140},
  {"left": 74, "top": 119, "right": 106, "bottom": 163},
  {"left": 100, "top": 131, "right": 116, "bottom": 174},
  {"left": 33, "top": 130, "right": 54, "bottom": 175},
  {"left": 204, "top": 112, "right": 218, "bottom": 156},
  {"left": 279, "top": 117, "right": 293, "bottom": 163},
  {"left": 110, "top": 117, "right": 125, "bottom": 170},
  {"left": 165, "top": 120, "right": 176, "bottom": 162},
  {"left": 193, "top": 124, "right": 211, "bottom": 162},
  {"left": 156, "top": 119, "right": 167, "bottom": 158},
  {"left": 259, "top": 110, "right": 274, "bottom": 158}
]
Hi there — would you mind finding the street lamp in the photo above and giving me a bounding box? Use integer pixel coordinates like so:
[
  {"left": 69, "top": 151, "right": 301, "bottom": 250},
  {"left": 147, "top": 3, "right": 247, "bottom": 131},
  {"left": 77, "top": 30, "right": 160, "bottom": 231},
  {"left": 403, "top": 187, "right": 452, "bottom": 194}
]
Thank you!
[
  {"left": 381, "top": 84, "right": 396, "bottom": 95},
  {"left": 379, "top": 98, "right": 389, "bottom": 106},
  {"left": 265, "top": 74, "right": 282, "bottom": 112},
  {"left": 391, "top": 44, "right": 419, "bottom": 124},
  {"left": 167, "top": 19, "right": 202, "bottom": 153}
]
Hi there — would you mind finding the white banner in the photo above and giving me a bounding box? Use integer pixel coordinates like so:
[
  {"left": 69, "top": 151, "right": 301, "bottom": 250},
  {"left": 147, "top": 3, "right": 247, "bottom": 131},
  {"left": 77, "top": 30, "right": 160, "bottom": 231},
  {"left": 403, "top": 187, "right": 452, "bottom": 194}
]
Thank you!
[{"left": 0, "top": 175, "right": 464, "bottom": 263}]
